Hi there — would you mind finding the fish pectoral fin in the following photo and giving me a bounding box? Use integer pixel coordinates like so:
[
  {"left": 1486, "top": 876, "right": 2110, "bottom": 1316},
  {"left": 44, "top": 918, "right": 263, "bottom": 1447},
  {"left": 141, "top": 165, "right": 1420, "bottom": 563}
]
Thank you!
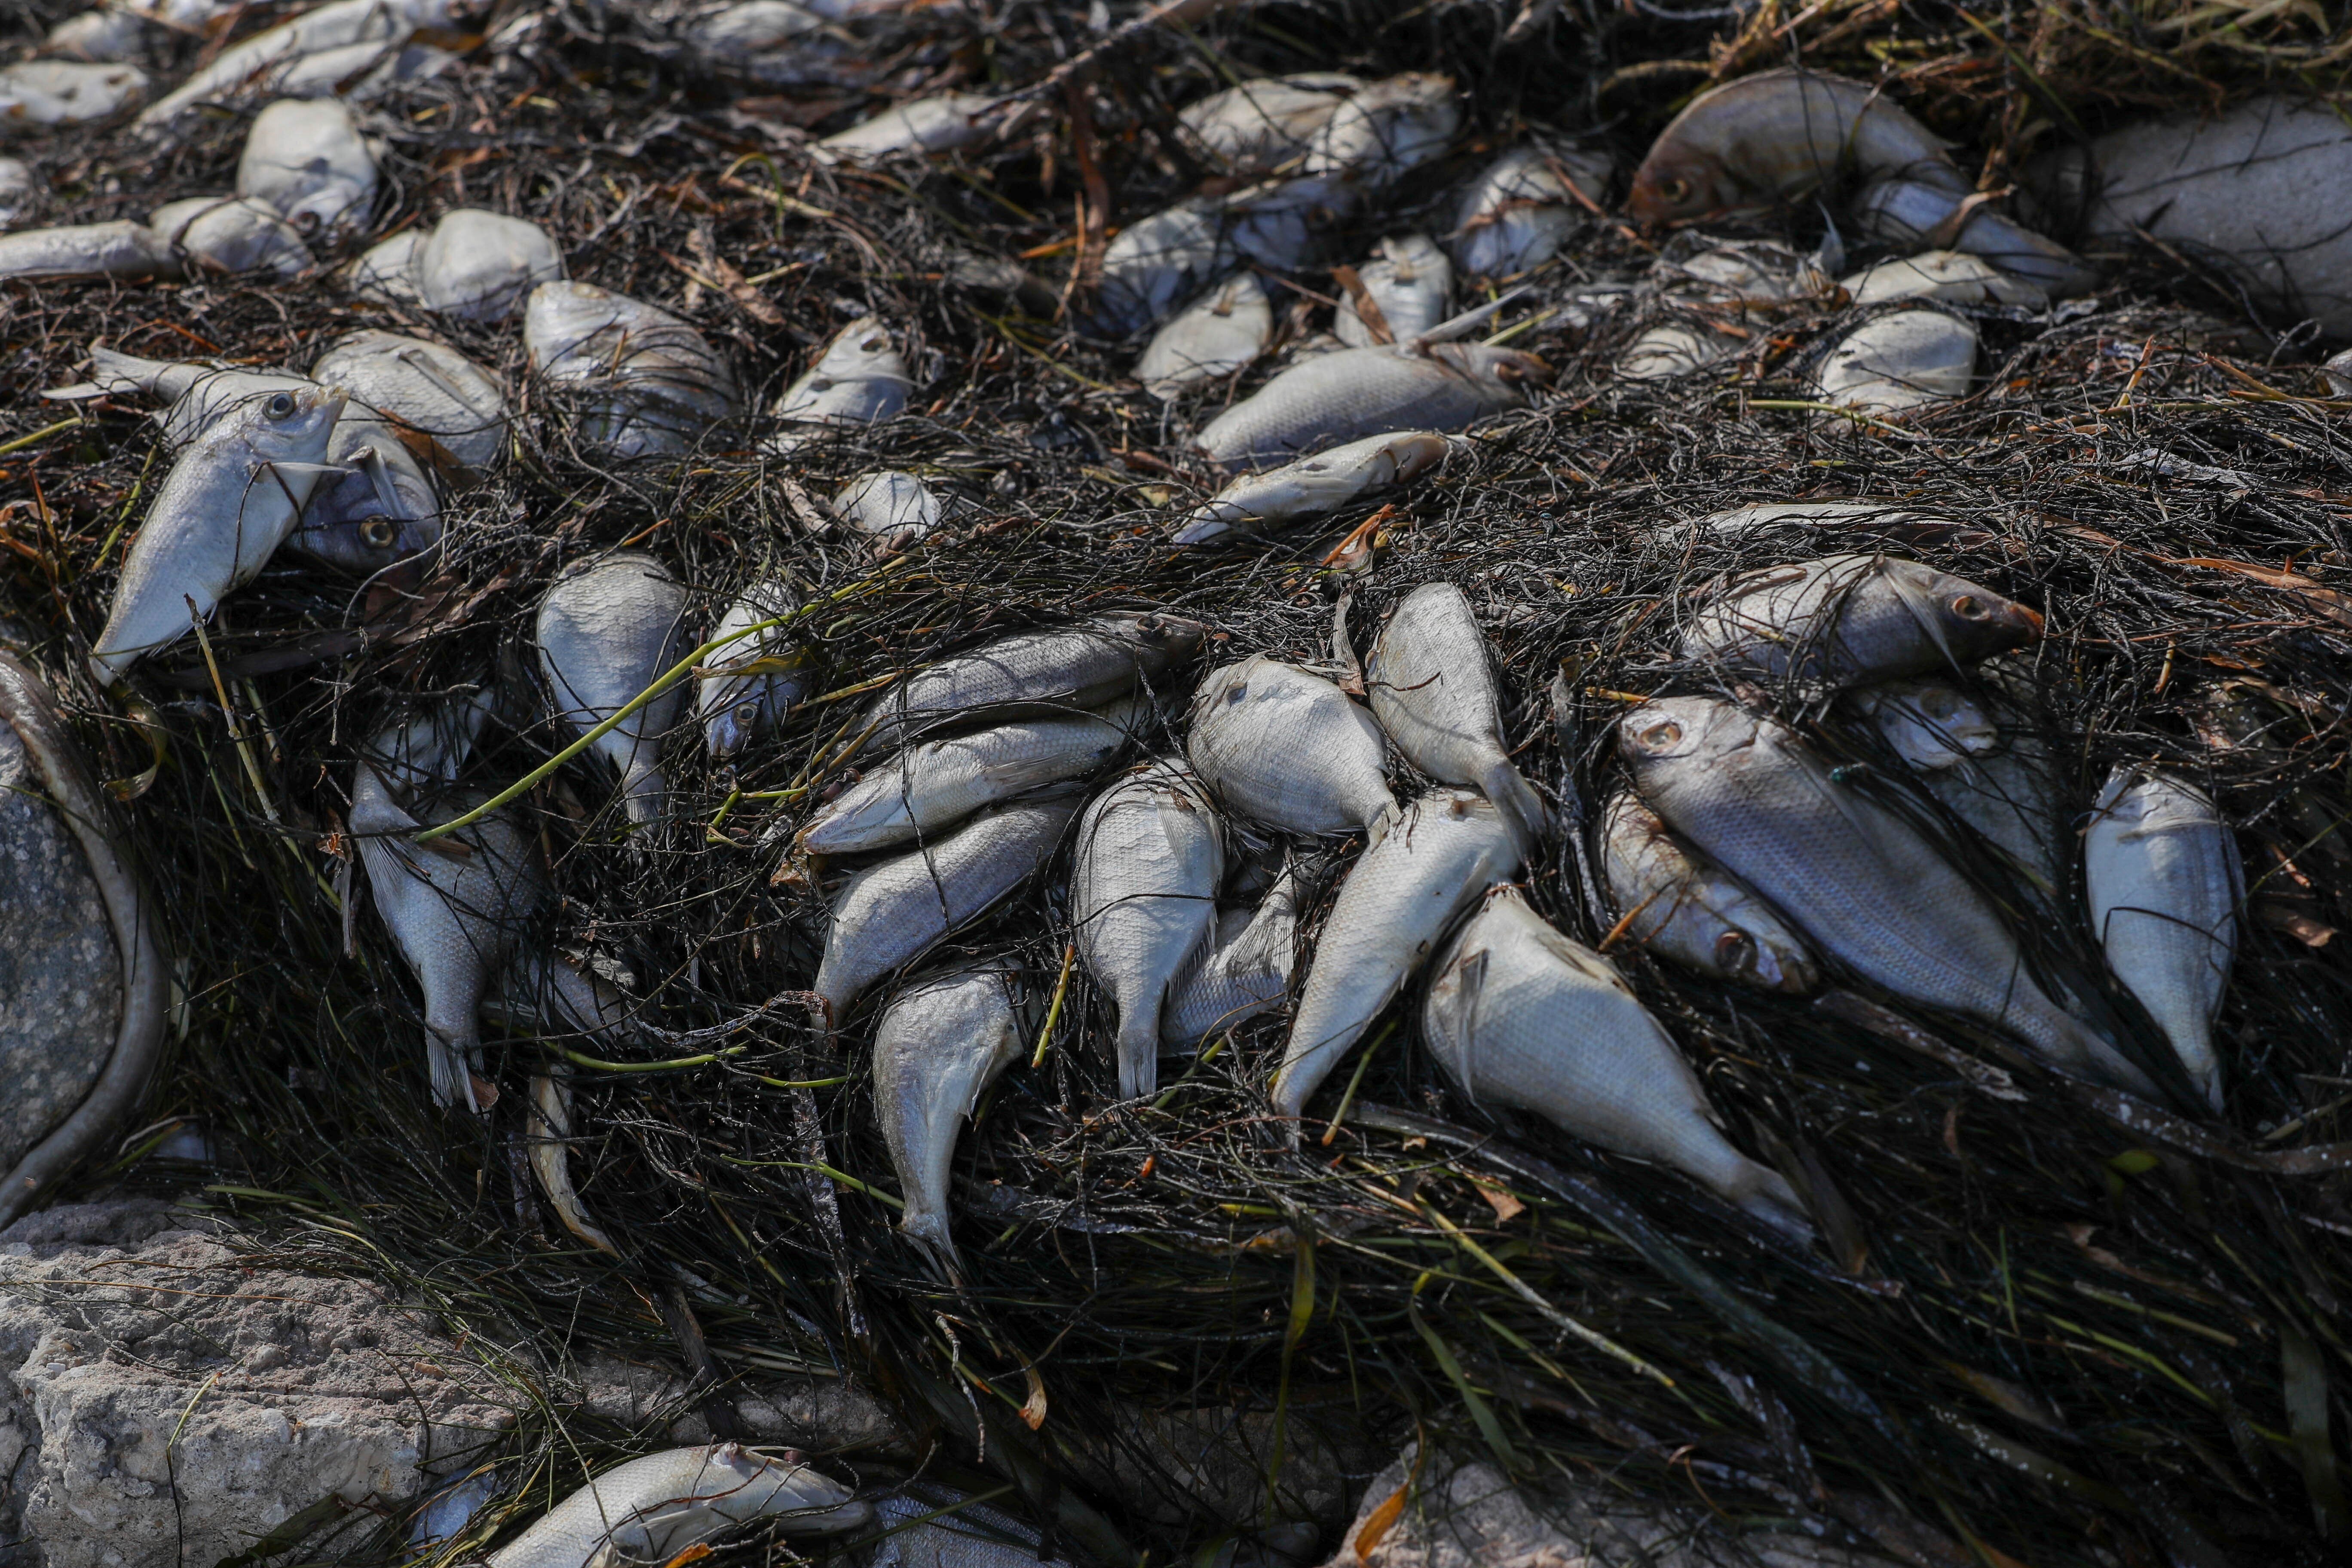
[
  {"left": 1880, "top": 559, "right": 1963, "bottom": 671},
  {"left": 263, "top": 460, "right": 355, "bottom": 480},
  {"left": 356, "top": 445, "right": 404, "bottom": 517},
  {"left": 977, "top": 751, "right": 1089, "bottom": 791}
]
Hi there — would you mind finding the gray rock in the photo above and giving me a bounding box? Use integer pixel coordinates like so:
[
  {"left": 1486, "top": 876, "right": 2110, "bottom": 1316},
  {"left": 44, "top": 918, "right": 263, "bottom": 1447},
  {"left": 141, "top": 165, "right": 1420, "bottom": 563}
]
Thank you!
[{"left": 0, "top": 717, "right": 120, "bottom": 1180}]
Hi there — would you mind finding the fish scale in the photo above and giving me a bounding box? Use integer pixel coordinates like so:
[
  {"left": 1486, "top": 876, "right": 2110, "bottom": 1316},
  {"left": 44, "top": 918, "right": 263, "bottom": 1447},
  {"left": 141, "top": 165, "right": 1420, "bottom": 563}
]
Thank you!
[
  {"left": 1186, "top": 654, "right": 1397, "bottom": 843},
  {"left": 536, "top": 553, "right": 691, "bottom": 830},
  {"left": 1195, "top": 341, "right": 1544, "bottom": 470}
]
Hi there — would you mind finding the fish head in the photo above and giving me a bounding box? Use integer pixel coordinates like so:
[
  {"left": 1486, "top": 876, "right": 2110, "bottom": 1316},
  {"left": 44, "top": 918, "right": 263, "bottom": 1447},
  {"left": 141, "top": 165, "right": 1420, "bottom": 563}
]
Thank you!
[
  {"left": 1626, "top": 145, "right": 1729, "bottom": 230},
  {"left": 1463, "top": 344, "right": 1554, "bottom": 394},
  {"left": 237, "top": 382, "right": 348, "bottom": 465},
  {"left": 1718, "top": 921, "right": 1819, "bottom": 994},
  {"left": 701, "top": 675, "right": 774, "bottom": 760},
  {"left": 1879, "top": 558, "right": 2043, "bottom": 664},
  {"left": 1617, "top": 695, "right": 1756, "bottom": 775},
  {"left": 292, "top": 478, "right": 441, "bottom": 575},
  {"left": 1189, "top": 655, "right": 1259, "bottom": 723},
  {"left": 1857, "top": 678, "right": 1998, "bottom": 769},
  {"left": 705, "top": 1444, "right": 871, "bottom": 1532},
  {"left": 1109, "top": 610, "right": 1210, "bottom": 667}
]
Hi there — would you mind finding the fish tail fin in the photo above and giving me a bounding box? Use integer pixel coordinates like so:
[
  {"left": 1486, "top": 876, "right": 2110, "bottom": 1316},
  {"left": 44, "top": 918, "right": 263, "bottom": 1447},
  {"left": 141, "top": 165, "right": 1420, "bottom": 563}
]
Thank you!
[
  {"left": 1116, "top": 1015, "right": 1161, "bottom": 1101},
  {"left": 426, "top": 1030, "right": 487, "bottom": 1114},
  {"left": 621, "top": 763, "right": 669, "bottom": 827},
  {"left": 901, "top": 1211, "right": 962, "bottom": 1283},
  {"left": 1479, "top": 757, "right": 1549, "bottom": 864},
  {"left": 1362, "top": 795, "right": 1403, "bottom": 851},
  {"left": 1729, "top": 1161, "right": 1818, "bottom": 1245}
]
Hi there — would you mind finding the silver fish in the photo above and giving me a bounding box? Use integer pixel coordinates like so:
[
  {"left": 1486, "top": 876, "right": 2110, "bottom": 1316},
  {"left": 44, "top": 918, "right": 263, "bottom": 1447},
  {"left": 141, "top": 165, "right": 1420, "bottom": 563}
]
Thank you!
[
  {"left": 1616, "top": 324, "right": 1722, "bottom": 382},
  {"left": 1095, "top": 198, "right": 1230, "bottom": 336},
  {"left": 866, "top": 1488, "right": 1068, "bottom": 1568},
  {"left": 287, "top": 408, "right": 441, "bottom": 576},
  {"left": 1449, "top": 144, "right": 1609, "bottom": 279},
  {"left": 1621, "top": 696, "right": 2155, "bottom": 1096},
  {"left": 684, "top": 1, "right": 824, "bottom": 56},
  {"left": 1136, "top": 271, "right": 1274, "bottom": 399},
  {"left": 486, "top": 948, "right": 652, "bottom": 1047},
  {"left": 89, "top": 381, "right": 345, "bottom": 683},
  {"left": 799, "top": 696, "right": 1142, "bottom": 855},
  {"left": 1195, "top": 341, "right": 1545, "bottom": 469},
  {"left": 1070, "top": 759, "right": 1225, "bottom": 1098},
  {"left": 1850, "top": 178, "right": 2095, "bottom": 298},
  {"left": 1162, "top": 859, "right": 1304, "bottom": 1048},
  {"left": 1174, "top": 429, "right": 1449, "bottom": 546},
  {"left": 484, "top": 1445, "right": 867, "bottom": 1568},
  {"left": 1842, "top": 250, "right": 2049, "bottom": 308},
  {"left": 771, "top": 315, "right": 911, "bottom": 444},
  {"left": 818, "top": 92, "right": 996, "bottom": 163},
  {"left": 1690, "top": 500, "right": 1953, "bottom": 537},
  {"left": 872, "top": 962, "right": 1025, "bottom": 1270},
  {"left": 0, "top": 60, "right": 147, "bottom": 126},
  {"left": 1186, "top": 655, "right": 1396, "bottom": 843},
  {"left": 811, "top": 796, "right": 1078, "bottom": 1025},
  {"left": 1301, "top": 72, "right": 1459, "bottom": 190},
  {"left": 1221, "top": 173, "right": 1357, "bottom": 273},
  {"left": 45, "top": 11, "right": 150, "bottom": 63},
  {"left": 136, "top": 0, "right": 457, "bottom": 127},
  {"left": 1813, "top": 308, "right": 1977, "bottom": 417},
  {"left": 1177, "top": 73, "right": 1361, "bottom": 175},
  {"left": 309, "top": 329, "right": 511, "bottom": 472},
  {"left": 833, "top": 469, "right": 940, "bottom": 553},
  {"left": 1365, "top": 582, "right": 1547, "bottom": 860},
  {"left": 347, "top": 228, "right": 426, "bottom": 306},
  {"left": 78, "top": 347, "right": 307, "bottom": 448},
  {"left": 1272, "top": 788, "right": 1519, "bottom": 1120},
  {"left": 1335, "top": 235, "right": 1452, "bottom": 348},
  {"left": 1853, "top": 678, "right": 1998, "bottom": 770},
  {"left": 1598, "top": 790, "right": 1816, "bottom": 994},
  {"left": 0, "top": 220, "right": 174, "bottom": 282},
  {"left": 526, "top": 282, "right": 738, "bottom": 460},
  {"left": 267, "top": 36, "right": 455, "bottom": 101},
  {"left": 350, "top": 692, "right": 546, "bottom": 1113},
  {"left": 1426, "top": 887, "right": 1812, "bottom": 1237},
  {"left": 859, "top": 612, "right": 1204, "bottom": 751},
  {"left": 2085, "top": 769, "right": 2241, "bottom": 1112},
  {"left": 416, "top": 208, "right": 565, "bottom": 324},
  {"left": 1680, "top": 553, "right": 2042, "bottom": 690},
  {"left": 235, "top": 97, "right": 378, "bottom": 237},
  {"left": 536, "top": 553, "right": 691, "bottom": 828},
  {"left": 697, "top": 578, "right": 807, "bottom": 760},
  {"left": 526, "top": 1069, "right": 618, "bottom": 1256},
  {"left": 148, "top": 196, "right": 312, "bottom": 278}
]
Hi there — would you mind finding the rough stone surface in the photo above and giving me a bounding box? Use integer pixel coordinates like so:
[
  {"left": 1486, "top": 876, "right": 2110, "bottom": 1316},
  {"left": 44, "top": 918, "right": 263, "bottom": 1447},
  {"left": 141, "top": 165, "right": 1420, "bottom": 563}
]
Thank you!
[
  {"left": 1323, "top": 1446, "right": 1886, "bottom": 1568},
  {"left": 0, "top": 1199, "right": 903, "bottom": 1568},
  {"left": 0, "top": 720, "right": 120, "bottom": 1178}
]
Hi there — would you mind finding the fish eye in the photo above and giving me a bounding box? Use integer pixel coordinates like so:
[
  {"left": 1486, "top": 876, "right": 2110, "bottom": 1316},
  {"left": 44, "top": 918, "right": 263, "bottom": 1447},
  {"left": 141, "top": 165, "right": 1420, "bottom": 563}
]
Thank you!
[
  {"left": 734, "top": 701, "right": 761, "bottom": 728},
  {"left": 359, "top": 516, "right": 397, "bottom": 548},
  {"left": 265, "top": 391, "right": 297, "bottom": 418},
  {"left": 1950, "top": 594, "right": 1989, "bottom": 619},
  {"left": 1714, "top": 930, "right": 1755, "bottom": 972},
  {"left": 1225, "top": 682, "right": 1248, "bottom": 705},
  {"left": 859, "top": 335, "right": 886, "bottom": 352},
  {"left": 1661, "top": 178, "right": 1691, "bottom": 204},
  {"left": 1634, "top": 718, "right": 1682, "bottom": 750}
]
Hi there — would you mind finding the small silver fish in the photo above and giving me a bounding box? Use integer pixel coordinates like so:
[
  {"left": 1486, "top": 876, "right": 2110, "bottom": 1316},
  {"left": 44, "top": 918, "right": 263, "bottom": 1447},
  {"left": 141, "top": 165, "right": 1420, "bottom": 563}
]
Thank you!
[
  {"left": 347, "top": 228, "right": 426, "bottom": 306},
  {"left": 89, "top": 381, "right": 345, "bottom": 683},
  {"left": 872, "top": 962, "right": 1025, "bottom": 1271},
  {"left": 536, "top": 553, "right": 691, "bottom": 828},
  {"left": 527, "top": 282, "right": 739, "bottom": 460},
  {"left": 309, "top": 329, "right": 511, "bottom": 472},
  {"left": 1365, "top": 582, "right": 1548, "bottom": 860},
  {"left": 1850, "top": 178, "right": 2096, "bottom": 298},
  {"left": 148, "top": 195, "right": 312, "bottom": 278},
  {"left": 1195, "top": 340, "right": 1546, "bottom": 469},
  {"left": 1841, "top": 250, "right": 2049, "bottom": 307},
  {"left": 833, "top": 469, "right": 940, "bottom": 554},
  {"left": 1301, "top": 72, "right": 1459, "bottom": 190},
  {"left": 818, "top": 92, "right": 996, "bottom": 163},
  {"left": 866, "top": 1488, "right": 1068, "bottom": 1568},
  {"left": 1070, "top": 759, "right": 1225, "bottom": 1099},
  {"left": 1162, "top": 859, "right": 1305, "bottom": 1049},
  {"left": 1449, "top": 144, "right": 1610, "bottom": 279},
  {"left": 526, "top": 1070, "right": 618, "bottom": 1256},
  {"left": 45, "top": 11, "right": 150, "bottom": 64},
  {"left": 1095, "top": 198, "right": 1231, "bottom": 336},
  {"left": 1426, "top": 887, "right": 1812, "bottom": 1238},
  {"left": 1681, "top": 553, "right": 2042, "bottom": 690},
  {"left": 1853, "top": 678, "right": 1999, "bottom": 769},
  {"left": 484, "top": 1445, "right": 867, "bottom": 1568},
  {"left": 2085, "top": 768, "right": 2242, "bottom": 1112},
  {"left": 1174, "top": 429, "right": 1449, "bottom": 546},
  {"left": 799, "top": 696, "right": 1142, "bottom": 855},
  {"left": 812, "top": 796, "right": 1078, "bottom": 1025},
  {"left": 1272, "top": 788, "right": 1519, "bottom": 1120},
  {"left": 1177, "top": 73, "right": 1361, "bottom": 175},
  {"left": 287, "top": 409, "right": 441, "bottom": 576},
  {"left": 1186, "top": 655, "right": 1396, "bottom": 843},
  {"left": 0, "top": 220, "right": 174, "bottom": 282},
  {"left": 1813, "top": 309, "right": 1977, "bottom": 417},
  {"left": 137, "top": 0, "right": 456, "bottom": 128},
  {"left": 771, "top": 315, "right": 912, "bottom": 444},
  {"left": 0, "top": 60, "right": 147, "bottom": 126},
  {"left": 1335, "top": 235, "right": 1452, "bottom": 348},
  {"left": 1221, "top": 173, "right": 1357, "bottom": 273},
  {"left": 1598, "top": 790, "right": 1816, "bottom": 994},
  {"left": 235, "top": 97, "right": 378, "bottom": 237},
  {"left": 697, "top": 578, "right": 807, "bottom": 760},
  {"left": 859, "top": 612, "right": 1204, "bottom": 752},
  {"left": 267, "top": 37, "right": 454, "bottom": 101},
  {"left": 416, "top": 208, "right": 565, "bottom": 323},
  {"left": 1136, "top": 271, "right": 1274, "bottom": 399}
]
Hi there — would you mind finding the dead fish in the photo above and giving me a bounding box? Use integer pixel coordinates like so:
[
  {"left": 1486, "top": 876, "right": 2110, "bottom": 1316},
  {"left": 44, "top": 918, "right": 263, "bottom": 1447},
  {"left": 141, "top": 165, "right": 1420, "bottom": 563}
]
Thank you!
[
  {"left": 2023, "top": 96, "right": 2352, "bottom": 335},
  {"left": 1598, "top": 790, "right": 1816, "bottom": 994},
  {"left": 1335, "top": 235, "right": 1452, "bottom": 348},
  {"left": 309, "top": 329, "right": 511, "bottom": 472},
  {"left": 1070, "top": 759, "right": 1225, "bottom": 1099},
  {"left": 684, "top": 1, "right": 824, "bottom": 55},
  {"left": 1178, "top": 73, "right": 1361, "bottom": 175},
  {"left": 1850, "top": 178, "right": 2095, "bottom": 298},
  {"left": 799, "top": 696, "right": 1142, "bottom": 855},
  {"left": 1174, "top": 429, "right": 1449, "bottom": 546},
  {"left": 148, "top": 195, "right": 312, "bottom": 277},
  {"left": 526, "top": 282, "right": 739, "bottom": 460},
  {"left": 1627, "top": 67, "right": 1966, "bottom": 228},
  {"left": 0, "top": 220, "right": 174, "bottom": 281},
  {"left": 89, "top": 382, "right": 345, "bottom": 683},
  {"left": 1095, "top": 198, "right": 1231, "bottom": 336},
  {"left": 348, "top": 228, "right": 426, "bottom": 306},
  {"left": 1813, "top": 309, "right": 1977, "bottom": 417},
  {"left": 818, "top": 92, "right": 996, "bottom": 163},
  {"left": 698, "top": 578, "right": 807, "bottom": 760},
  {"left": 1196, "top": 340, "right": 1547, "bottom": 469},
  {"left": 536, "top": 553, "right": 691, "bottom": 829},
  {"left": 833, "top": 469, "right": 940, "bottom": 553},
  {"left": 1689, "top": 499, "right": 1955, "bottom": 538},
  {"left": 483, "top": 1445, "right": 867, "bottom": 1568},
  {"left": 416, "top": 208, "right": 566, "bottom": 324},
  {"left": 1272, "top": 788, "right": 1520, "bottom": 1120},
  {"left": 1186, "top": 655, "right": 1396, "bottom": 843},
  {"left": 486, "top": 947, "right": 651, "bottom": 1047},
  {"left": 872, "top": 962, "right": 1025, "bottom": 1271},
  {"left": 1870, "top": 681, "right": 2065, "bottom": 898},
  {"left": 1843, "top": 250, "right": 2047, "bottom": 307},
  {"left": 137, "top": 0, "right": 458, "bottom": 127},
  {"left": 235, "top": 97, "right": 378, "bottom": 237},
  {"left": 1136, "top": 272, "right": 1274, "bottom": 399},
  {"left": 1681, "top": 552, "right": 2041, "bottom": 690},
  {"left": 75, "top": 348, "right": 307, "bottom": 447},
  {"left": 1620, "top": 696, "right": 2156, "bottom": 1096},
  {"left": 0, "top": 156, "right": 33, "bottom": 224},
  {"left": 527, "top": 1069, "right": 618, "bottom": 1256},
  {"left": 2085, "top": 768, "right": 2241, "bottom": 1112},
  {"left": 771, "top": 315, "right": 911, "bottom": 444},
  {"left": 1221, "top": 173, "right": 1357, "bottom": 273},
  {"left": 1852, "top": 678, "right": 1998, "bottom": 769},
  {"left": 812, "top": 796, "right": 1078, "bottom": 1025},
  {"left": 865, "top": 1488, "right": 1069, "bottom": 1568},
  {"left": 45, "top": 10, "right": 150, "bottom": 63},
  {"left": 1366, "top": 582, "right": 1548, "bottom": 860},
  {"left": 1162, "top": 859, "right": 1305, "bottom": 1048},
  {"left": 349, "top": 693, "right": 547, "bottom": 1114},
  {"left": 267, "top": 36, "right": 455, "bottom": 101},
  {"left": 1450, "top": 143, "right": 1610, "bottom": 279},
  {"left": 860, "top": 612, "right": 1204, "bottom": 751},
  {"left": 288, "top": 409, "right": 441, "bottom": 576},
  {"left": 0, "top": 60, "right": 147, "bottom": 126},
  {"left": 1617, "top": 323, "right": 1722, "bottom": 382},
  {"left": 1302, "top": 72, "right": 1459, "bottom": 190},
  {"left": 1426, "top": 886, "right": 1813, "bottom": 1237}
]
